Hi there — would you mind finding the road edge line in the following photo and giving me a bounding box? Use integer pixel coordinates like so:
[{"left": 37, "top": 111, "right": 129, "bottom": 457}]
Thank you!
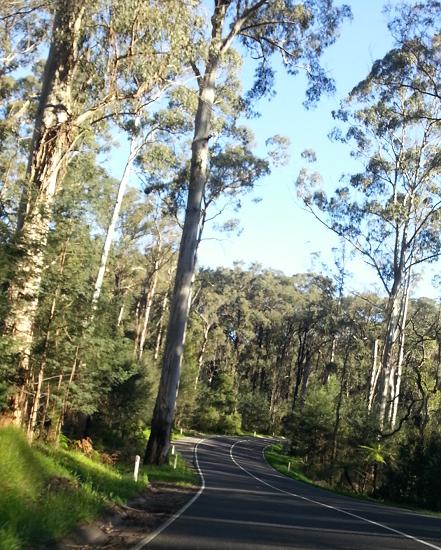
[
  {"left": 131, "top": 438, "right": 206, "bottom": 550},
  {"left": 229, "top": 440, "right": 441, "bottom": 550}
]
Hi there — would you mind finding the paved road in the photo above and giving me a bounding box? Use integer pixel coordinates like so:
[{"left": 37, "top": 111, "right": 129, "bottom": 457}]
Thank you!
[{"left": 136, "top": 436, "right": 441, "bottom": 550}]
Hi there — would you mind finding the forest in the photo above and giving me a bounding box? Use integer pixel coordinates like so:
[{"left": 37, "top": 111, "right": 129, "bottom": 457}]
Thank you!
[{"left": 1, "top": 0, "right": 441, "bottom": 525}]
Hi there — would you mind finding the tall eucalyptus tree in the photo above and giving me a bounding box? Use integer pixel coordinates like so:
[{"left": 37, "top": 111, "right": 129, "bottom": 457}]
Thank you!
[
  {"left": 298, "top": 52, "right": 441, "bottom": 430},
  {"left": 1, "top": 0, "right": 198, "bottom": 426},
  {"left": 145, "top": 0, "right": 351, "bottom": 463}
]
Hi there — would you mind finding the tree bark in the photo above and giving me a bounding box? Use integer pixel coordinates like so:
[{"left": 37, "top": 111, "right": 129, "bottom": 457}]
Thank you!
[
  {"left": 91, "top": 120, "right": 142, "bottom": 308},
  {"left": 379, "top": 286, "right": 403, "bottom": 428},
  {"left": 391, "top": 272, "right": 411, "bottom": 428},
  {"left": 194, "top": 315, "right": 212, "bottom": 390},
  {"left": 144, "top": 16, "right": 223, "bottom": 464},
  {"left": 368, "top": 338, "right": 380, "bottom": 412},
  {"left": 154, "top": 289, "right": 169, "bottom": 360},
  {"left": 137, "top": 260, "right": 160, "bottom": 361},
  {"left": 2, "top": 0, "right": 84, "bottom": 426}
]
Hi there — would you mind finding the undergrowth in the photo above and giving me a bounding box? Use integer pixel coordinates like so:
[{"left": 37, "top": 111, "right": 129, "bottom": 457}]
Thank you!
[
  {"left": 0, "top": 427, "right": 199, "bottom": 549},
  {"left": 0, "top": 427, "right": 144, "bottom": 549}
]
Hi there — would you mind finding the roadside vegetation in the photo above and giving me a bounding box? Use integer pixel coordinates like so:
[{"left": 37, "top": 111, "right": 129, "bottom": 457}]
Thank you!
[
  {"left": 0, "top": 428, "right": 196, "bottom": 549},
  {"left": 1, "top": 0, "right": 441, "bottom": 543},
  {"left": 265, "top": 443, "right": 441, "bottom": 516}
]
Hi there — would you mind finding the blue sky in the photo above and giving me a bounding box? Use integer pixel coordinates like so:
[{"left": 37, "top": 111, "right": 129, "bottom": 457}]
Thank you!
[
  {"left": 105, "top": 1, "right": 439, "bottom": 298},
  {"left": 196, "top": 0, "right": 439, "bottom": 298}
]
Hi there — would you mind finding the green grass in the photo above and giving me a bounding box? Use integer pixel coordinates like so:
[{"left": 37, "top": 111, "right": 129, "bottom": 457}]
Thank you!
[
  {"left": 264, "top": 444, "right": 441, "bottom": 517},
  {"left": 264, "top": 443, "right": 312, "bottom": 484},
  {"left": 144, "top": 451, "right": 198, "bottom": 486},
  {"left": 0, "top": 427, "right": 145, "bottom": 549},
  {"left": 265, "top": 443, "right": 381, "bottom": 498}
]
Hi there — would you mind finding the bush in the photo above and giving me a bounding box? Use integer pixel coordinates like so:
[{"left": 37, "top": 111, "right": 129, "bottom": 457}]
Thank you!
[
  {"left": 284, "top": 379, "right": 338, "bottom": 477},
  {"left": 238, "top": 391, "right": 269, "bottom": 433},
  {"left": 194, "top": 406, "right": 220, "bottom": 432},
  {"left": 381, "top": 431, "right": 441, "bottom": 511},
  {"left": 219, "top": 412, "right": 242, "bottom": 435}
]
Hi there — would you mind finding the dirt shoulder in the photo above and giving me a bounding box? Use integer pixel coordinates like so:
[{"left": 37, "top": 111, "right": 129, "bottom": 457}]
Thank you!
[{"left": 56, "top": 481, "right": 198, "bottom": 549}]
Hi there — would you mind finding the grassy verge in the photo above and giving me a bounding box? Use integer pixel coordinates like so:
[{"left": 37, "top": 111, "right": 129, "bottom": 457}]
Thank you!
[
  {"left": 0, "top": 427, "right": 198, "bottom": 549},
  {"left": 0, "top": 427, "right": 145, "bottom": 549},
  {"left": 144, "top": 452, "right": 198, "bottom": 486},
  {"left": 265, "top": 443, "right": 384, "bottom": 501},
  {"left": 264, "top": 444, "right": 441, "bottom": 516},
  {"left": 264, "top": 443, "right": 312, "bottom": 484},
  {"left": 140, "top": 428, "right": 199, "bottom": 484}
]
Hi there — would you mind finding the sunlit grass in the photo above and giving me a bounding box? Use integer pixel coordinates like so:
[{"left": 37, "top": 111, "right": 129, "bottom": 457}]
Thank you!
[
  {"left": 0, "top": 427, "right": 143, "bottom": 549},
  {"left": 144, "top": 451, "right": 198, "bottom": 486},
  {"left": 264, "top": 443, "right": 311, "bottom": 483}
]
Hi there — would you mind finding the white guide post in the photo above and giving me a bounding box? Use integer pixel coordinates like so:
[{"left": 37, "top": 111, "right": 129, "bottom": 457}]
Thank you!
[{"left": 134, "top": 455, "right": 141, "bottom": 482}]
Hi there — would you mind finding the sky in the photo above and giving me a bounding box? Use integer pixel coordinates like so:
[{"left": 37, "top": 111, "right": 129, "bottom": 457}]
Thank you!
[
  {"left": 107, "top": 1, "right": 440, "bottom": 299},
  {"left": 196, "top": 0, "right": 440, "bottom": 299}
]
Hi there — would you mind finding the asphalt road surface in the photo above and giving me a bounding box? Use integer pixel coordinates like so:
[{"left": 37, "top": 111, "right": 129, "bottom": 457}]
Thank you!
[{"left": 134, "top": 436, "right": 441, "bottom": 550}]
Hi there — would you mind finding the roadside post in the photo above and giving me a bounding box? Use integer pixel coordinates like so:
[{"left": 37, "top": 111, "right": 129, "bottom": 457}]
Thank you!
[{"left": 134, "top": 455, "right": 141, "bottom": 482}]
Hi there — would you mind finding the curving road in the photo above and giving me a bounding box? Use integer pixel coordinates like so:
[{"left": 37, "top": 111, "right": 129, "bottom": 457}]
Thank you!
[{"left": 134, "top": 436, "right": 441, "bottom": 550}]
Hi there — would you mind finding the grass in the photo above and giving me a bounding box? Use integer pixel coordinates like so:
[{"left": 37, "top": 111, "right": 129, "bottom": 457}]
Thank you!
[
  {"left": 0, "top": 427, "right": 144, "bottom": 549},
  {"left": 265, "top": 443, "right": 384, "bottom": 500},
  {"left": 264, "top": 443, "right": 312, "bottom": 484},
  {"left": 0, "top": 427, "right": 200, "bottom": 549},
  {"left": 144, "top": 452, "right": 198, "bottom": 486},
  {"left": 264, "top": 444, "right": 441, "bottom": 517},
  {"left": 140, "top": 428, "right": 200, "bottom": 484}
]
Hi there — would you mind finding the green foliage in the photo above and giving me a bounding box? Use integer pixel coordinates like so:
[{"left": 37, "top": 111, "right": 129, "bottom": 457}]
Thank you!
[
  {"left": 219, "top": 412, "right": 243, "bottom": 435},
  {"left": 285, "top": 378, "right": 338, "bottom": 468},
  {"left": 0, "top": 427, "right": 143, "bottom": 549},
  {"left": 381, "top": 431, "right": 441, "bottom": 511},
  {"left": 193, "top": 372, "right": 242, "bottom": 434},
  {"left": 193, "top": 406, "right": 221, "bottom": 433},
  {"left": 239, "top": 391, "right": 270, "bottom": 433}
]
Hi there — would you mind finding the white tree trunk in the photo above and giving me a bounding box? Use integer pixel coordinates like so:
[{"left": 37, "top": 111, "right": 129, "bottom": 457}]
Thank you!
[
  {"left": 391, "top": 274, "right": 411, "bottom": 428},
  {"left": 145, "top": 59, "right": 218, "bottom": 463},
  {"left": 368, "top": 338, "right": 380, "bottom": 412},
  {"left": 91, "top": 121, "right": 141, "bottom": 307},
  {"left": 2, "top": 1, "right": 84, "bottom": 426},
  {"left": 379, "top": 290, "right": 403, "bottom": 429},
  {"left": 137, "top": 261, "right": 160, "bottom": 361},
  {"left": 194, "top": 317, "right": 211, "bottom": 390}
]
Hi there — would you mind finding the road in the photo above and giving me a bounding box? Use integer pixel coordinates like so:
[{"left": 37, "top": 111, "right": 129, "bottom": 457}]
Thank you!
[{"left": 134, "top": 436, "right": 441, "bottom": 550}]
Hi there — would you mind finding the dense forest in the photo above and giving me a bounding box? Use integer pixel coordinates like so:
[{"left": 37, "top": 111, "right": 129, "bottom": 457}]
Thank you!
[{"left": 1, "top": 0, "right": 441, "bottom": 514}]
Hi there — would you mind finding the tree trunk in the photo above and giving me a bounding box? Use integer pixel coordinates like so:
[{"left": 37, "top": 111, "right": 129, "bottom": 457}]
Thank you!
[
  {"left": 379, "top": 287, "right": 403, "bottom": 428},
  {"left": 154, "top": 289, "right": 169, "bottom": 360},
  {"left": 194, "top": 317, "right": 211, "bottom": 390},
  {"left": 391, "top": 273, "right": 411, "bottom": 428},
  {"left": 137, "top": 261, "right": 160, "bottom": 361},
  {"left": 299, "top": 348, "right": 313, "bottom": 410},
  {"left": 91, "top": 120, "right": 141, "bottom": 307},
  {"left": 330, "top": 343, "right": 350, "bottom": 477},
  {"left": 292, "top": 330, "right": 307, "bottom": 411},
  {"left": 368, "top": 338, "right": 380, "bottom": 412},
  {"left": 27, "top": 243, "right": 68, "bottom": 440},
  {"left": 2, "top": 0, "right": 84, "bottom": 426},
  {"left": 144, "top": 51, "right": 220, "bottom": 464},
  {"left": 117, "top": 304, "right": 125, "bottom": 327}
]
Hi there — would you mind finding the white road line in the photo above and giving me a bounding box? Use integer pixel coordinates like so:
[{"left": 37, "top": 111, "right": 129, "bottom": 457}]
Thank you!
[
  {"left": 131, "top": 438, "right": 206, "bottom": 550},
  {"left": 230, "top": 440, "right": 441, "bottom": 550}
]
